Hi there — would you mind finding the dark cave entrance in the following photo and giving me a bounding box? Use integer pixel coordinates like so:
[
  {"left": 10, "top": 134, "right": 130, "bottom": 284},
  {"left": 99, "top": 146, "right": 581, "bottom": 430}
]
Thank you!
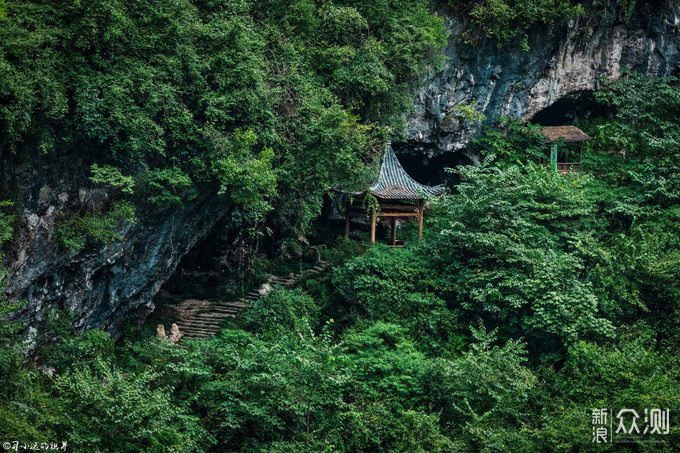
[
  {"left": 531, "top": 90, "right": 613, "bottom": 126},
  {"left": 391, "top": 142, "right": 474, "bottom": 187},
  {"left": 160, "top": 216, "right": 236, "bottom": 300}
]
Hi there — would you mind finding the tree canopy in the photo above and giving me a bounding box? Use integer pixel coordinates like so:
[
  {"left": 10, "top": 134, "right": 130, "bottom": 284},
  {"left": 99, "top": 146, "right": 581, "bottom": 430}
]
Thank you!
[{"left": 0, "top": 0, "right": 446, "bottom": 232}]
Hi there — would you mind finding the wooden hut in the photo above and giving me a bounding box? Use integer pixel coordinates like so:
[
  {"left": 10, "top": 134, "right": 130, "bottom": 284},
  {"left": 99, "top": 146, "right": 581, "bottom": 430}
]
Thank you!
[
  {"left": 344, "top": 142, "right": 446, "bottom": 245},
  {"left": 541, "top": 126, "right": 593, "bottom": 174}
]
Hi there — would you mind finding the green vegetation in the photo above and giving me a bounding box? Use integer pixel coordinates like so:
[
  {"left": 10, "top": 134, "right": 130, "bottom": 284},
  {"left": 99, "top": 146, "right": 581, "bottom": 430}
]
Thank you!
[
  {"left": 444, "top": 100, "right": 487, "bottom": 125},
  {"left": 451, "top": 0, "right": 639, "bottom": 50},
  {"left": 89, "top": 164, "right": 135, "bottom": 195},
  {"left": 457, "top": 0, "right": 583, "bottom": 50},
  {"left": 0, "top": 0, "right": 678, "bottom": 449},
  {"left": 0, "top": 200, "right": 24, "bottom": 337},
  {"left": 0, "top": 200, "right": 13, "bottom": 245},
  {"left": 3, "top": 71, "right": 680, "bottom": 450},
  {"left": 56, "top": 201, "right": 135, "bottom": 251},
  {"left": 0, "top": 0, "right": 445, "bottom": 233}
]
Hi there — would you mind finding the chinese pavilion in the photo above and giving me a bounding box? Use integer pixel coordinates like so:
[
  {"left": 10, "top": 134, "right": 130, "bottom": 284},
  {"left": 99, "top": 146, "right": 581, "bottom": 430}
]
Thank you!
[
  {"left": 344, "top": 142, "right": 446, "bottom": 245},
  {"left": 541, "top": 126, "right": 593, "bottom": 173}
]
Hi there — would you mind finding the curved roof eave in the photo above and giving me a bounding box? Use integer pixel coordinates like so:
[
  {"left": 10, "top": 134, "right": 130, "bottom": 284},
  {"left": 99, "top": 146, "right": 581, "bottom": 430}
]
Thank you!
[{"left": 369, "top": 145, "right": 446, "bottom": 200}]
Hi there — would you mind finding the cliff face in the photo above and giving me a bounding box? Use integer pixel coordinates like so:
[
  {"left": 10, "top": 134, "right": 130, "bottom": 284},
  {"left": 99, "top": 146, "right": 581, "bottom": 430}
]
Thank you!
[
  {"left": 2, "top": 151, "right": 230, "bottom": 340},
  {"left": 402, "top": 0, "right": 680, "bottom": 159}
]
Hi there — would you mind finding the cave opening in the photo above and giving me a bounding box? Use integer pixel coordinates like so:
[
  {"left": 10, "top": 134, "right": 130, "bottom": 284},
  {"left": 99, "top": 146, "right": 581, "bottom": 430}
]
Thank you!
[
  {"left": 391, "top": 142, "right": 474, "bottom": 187},
  {"left": 160, "top": 217, "right": 235, "bottom": 300},
  {"left": 531, "top": 90, "right": 613, "bottom": 126}
]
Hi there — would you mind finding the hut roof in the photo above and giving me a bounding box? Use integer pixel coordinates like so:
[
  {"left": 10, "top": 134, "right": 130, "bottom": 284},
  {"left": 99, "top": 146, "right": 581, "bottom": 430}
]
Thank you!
[
  {"left": 369, "top": 144, "right": 446, "bottom": 199},
  {"left": 541, "top": 126, "right": 593, "bottom": 143}
]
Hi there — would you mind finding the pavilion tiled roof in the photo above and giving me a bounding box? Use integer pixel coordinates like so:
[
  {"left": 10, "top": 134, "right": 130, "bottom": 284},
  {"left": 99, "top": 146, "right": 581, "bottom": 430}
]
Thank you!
[
  {"left": 541, "top": 126, "right": 593, "bottom": 143},
  {"left": 368, "top": 144, "right": 446, "bottom": 199}
]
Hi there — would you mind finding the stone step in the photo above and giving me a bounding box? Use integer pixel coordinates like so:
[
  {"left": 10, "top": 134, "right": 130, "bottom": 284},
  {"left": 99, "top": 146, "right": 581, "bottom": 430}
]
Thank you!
[
  {"left": 217, "top": 299, "right": 246, "bottom": 306},
  {"left": 217, "top": 301, "right": 248, "bottom": 308},
  {"left": 178, "top": 324, "right": 212, "bottom": 331},
  {"left": 179, "top": 320, "right": 214, "bottom": 327},
  {"left": 191, "top": 316, "right": 230, "bottom": 323},
  {"left": 182, "top": 332, "right": 215, "bottom": 340},
  {"left": 192, "top": 317, "right": 232, "bottom": 324},
  {"left": 199, "top": 303, "right": 240, "bottom": 310},
  {"left": 178, "top": 329, "right": 218, "bottom": 336},
  {"left": 177, "top": 321, "right": 220, "bottom": 326},
  {"left": 182, "top": 328, "right": 216, "bottom": 335},
  {"left": 182, "top": 329, "right": 215, "bottom": 339},
  {"left": 177, "top": 262, "right": 338, "bottom": 344},
  {"left": 206, "top": 308, "right": 239, "bottom": 315},
  {"left": 184, "top": 314, "right": 227, "bottom": 321},
  {"left": 196, "top": 309, "right": 236, "bottom": 315},
  {"left": 190, "top": 319, "right": 230, "bottom": 326},
  {"left": 180, "top": 328, "right": 215, "bottom": 336},
  {"left": 209, "top": 307, "right": 243, "bottom": 314}
]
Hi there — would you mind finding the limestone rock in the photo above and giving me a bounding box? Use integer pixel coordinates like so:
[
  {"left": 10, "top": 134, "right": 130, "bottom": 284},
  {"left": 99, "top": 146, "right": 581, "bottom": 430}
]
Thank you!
[
  {"left": 258, "top": 283, "right": 272, "bottom": 297},
  {"left": 156, "top": 324, "right": 167, "bottom": 341},
  {"left": 304, "top": 246, "right": 321, "bottom": 263},
  {"left": 2, "top": 150, "right": 232, "bottom": 340},
  {"left": 168, "top": 323, "right": 183, "bottom": 343},
  {"left": 402, "top": 2, "right": 680, "bottom": 157}
]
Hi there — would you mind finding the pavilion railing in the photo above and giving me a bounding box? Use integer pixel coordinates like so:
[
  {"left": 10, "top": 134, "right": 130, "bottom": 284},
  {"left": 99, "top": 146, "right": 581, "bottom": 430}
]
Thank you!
[{"left": 557, "top": 162, "right": 582, "bottom": 174}]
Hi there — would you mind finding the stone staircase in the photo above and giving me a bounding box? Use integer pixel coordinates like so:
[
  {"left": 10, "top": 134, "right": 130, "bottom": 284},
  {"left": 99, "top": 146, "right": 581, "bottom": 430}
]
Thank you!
[{"left": 174, "top": 261, "right": 330, "bottom": 341}]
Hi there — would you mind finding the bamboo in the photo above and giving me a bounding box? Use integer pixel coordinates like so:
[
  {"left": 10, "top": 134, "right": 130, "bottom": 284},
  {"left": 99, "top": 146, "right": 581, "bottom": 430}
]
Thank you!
[{"left": 370, "top": 208, "right": 376, "bottom": 244}]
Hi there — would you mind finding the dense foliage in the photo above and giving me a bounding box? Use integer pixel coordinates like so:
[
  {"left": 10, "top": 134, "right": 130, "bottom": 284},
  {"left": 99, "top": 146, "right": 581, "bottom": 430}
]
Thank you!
[
  {"left": 1, "top": 0, "right": 679, "bottom": 450},
  {"left": 3, "top": 71, "right": 680, "bottom": 451},
  {"left": 449, "top": 0, "right": 639, "bottom": 50},
  {"left": 452, "top": 0, "right": 583, "bottom": 50},
  {"left": 0, "top": 0, "right": 445, "bottom": 238}
]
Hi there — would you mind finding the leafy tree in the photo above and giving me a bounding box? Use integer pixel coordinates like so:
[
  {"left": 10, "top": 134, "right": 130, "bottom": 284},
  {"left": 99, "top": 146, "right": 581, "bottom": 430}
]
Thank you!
[
  {"left": 342, "top": 322, "right": 428, "bottom": 404},
  {"left": 333, "top": 246, "right": 462, "bottom": 354},
  {"left": 422, "top": 322, "right": 536, "bottom": 450},
  {"left": 421, "top": 160, "right": 613, "bottom": 357},
  {"left": 0, "top": 0, "right": 445, "bottom": 233},
  {"left": 196, "top": 327, "right": 351, "bottom": 451},
  {"left": 54, "top": 359, "right": 209, "bottom": 452},
  {"left": 242, "top": 287, "right": 320, "bottom": 340},
  {"left": 595, "top": 69, "right": 680, "bottom": 157},
  {"left": 474, "top": 116, "right": 547, "bottom": 165},
  {"left": 530, "top": 324, "right": 680, "bottom": 450},
  {"left": 581, "top": 70, "right": 680, "bottom": 337}
]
